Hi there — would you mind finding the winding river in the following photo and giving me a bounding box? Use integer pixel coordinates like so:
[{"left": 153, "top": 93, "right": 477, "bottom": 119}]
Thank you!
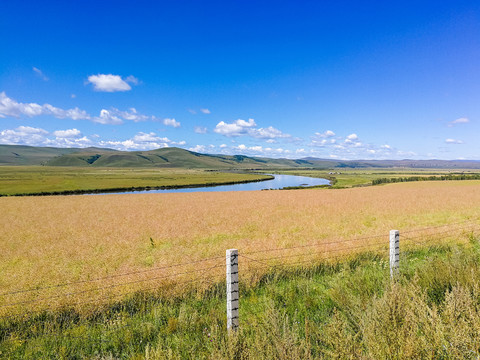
[{"left": 95, "top": 174, "right": 330, "bottom": 195}]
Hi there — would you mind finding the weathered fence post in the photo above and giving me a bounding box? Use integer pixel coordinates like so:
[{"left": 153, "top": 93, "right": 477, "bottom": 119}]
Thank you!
[
  {"left": 390, "top": 230, "right": 400, "bottom": 278},
  {"left": 226, "top": 249, "right": 239, "bottom": 331}
]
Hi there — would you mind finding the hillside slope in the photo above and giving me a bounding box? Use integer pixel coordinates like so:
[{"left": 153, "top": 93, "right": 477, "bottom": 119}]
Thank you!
[{"left": 1, "top": 144, "right": 480, "bottom": 169}]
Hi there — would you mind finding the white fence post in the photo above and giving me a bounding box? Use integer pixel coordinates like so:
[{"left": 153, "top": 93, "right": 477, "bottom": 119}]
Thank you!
[
  {"left": 390, "top": 230, "right": 400, "bottom": 278},
  {"left": 226, "top": 249, "right": 239, "bottom": 332}
]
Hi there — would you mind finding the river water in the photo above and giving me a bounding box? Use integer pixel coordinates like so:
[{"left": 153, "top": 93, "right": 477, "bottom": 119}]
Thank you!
[{"left": 95, "top": 174, "right": 330, "bottom": 195}]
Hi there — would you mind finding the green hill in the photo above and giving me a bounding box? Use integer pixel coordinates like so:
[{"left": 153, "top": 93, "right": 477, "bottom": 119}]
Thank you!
[
  {"left": 44, "top": 147, "right": 314, "bottom": 169},
  {"left": 1, "top": 144, "right": 480, "bottom": 169}
]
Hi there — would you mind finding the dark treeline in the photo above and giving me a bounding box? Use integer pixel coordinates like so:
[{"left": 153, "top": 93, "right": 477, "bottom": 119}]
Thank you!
[{"left": 372, "top": 173, "right": 480, "bottom": 185}]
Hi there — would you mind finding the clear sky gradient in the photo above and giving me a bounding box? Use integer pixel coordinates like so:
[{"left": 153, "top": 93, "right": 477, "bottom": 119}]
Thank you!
[{"left": 1, "top": 1, "right": 479, "bottom": 159}]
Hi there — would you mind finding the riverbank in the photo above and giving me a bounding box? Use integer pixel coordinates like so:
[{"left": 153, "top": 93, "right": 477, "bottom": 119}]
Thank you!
[{"left": 0, "top": 166, "right": 273, "bottom": 196}]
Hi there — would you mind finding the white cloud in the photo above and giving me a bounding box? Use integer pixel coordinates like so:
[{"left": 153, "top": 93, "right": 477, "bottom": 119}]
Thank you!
[
  {"left": 0, "top": 92, "right": 168, "bottom": 126},
  {"left": 111, "top": 108, "right": 149, "bottom": 122},
  {"left": 200, "top": 108, "right": 211, "bottom": 114},
  {"left": 214, "top": 118, "right": 291, "bottom": 140},
  {"left": 87, "top": 74, "right": 137, "bottom": 92},
  {"left": 445, "top": 138, "right": 464, "bottom": 144},
  {"left": 448, "top": 117, "right": 469, "bottom": 126},
  {"left": 0, "top": 92, "right": 90, "bottom": 121},
  {"left": 33, "top": 67, "right": 49, "bottom": 81},
  {"left": 0, "top": 126, "right": 49, "bottom": 146},
  {"left": 214, "top": 118, "right": 257, "bottom": 137},
  {"left": 163, "top": 118, "right": 180, "bottom": 128},
  {"left": 253, "top": 126, "right": 291, "bottom": 139},
  {"left": 93, "top": 109, "right": 123, "bottom": 125},
  {"left": 46, "top": 136, "right": 92, "bottom": 148},
  {"left": 53, "top": 128, "right": 81, "bottom": 138},
  {"left": 314, "top": 130, "right": 335, "bottom": 138},
  {"left": 99, "top": 132, "right": 173, "bottom": 151},
  {"left": 0, "top": 125, "right": 92, "bottom": 148},
  {"left": 189, "top": 145, "right": 207, "bottom": 152},
  {"left": 344, "top": 133, "right": 358, "bottom": 143},
  {"left": 220, "top": 144, "right": 227, "bottom": 148},
  {"left": 194, "top": 126, "right": 207, "bottom": 134}
]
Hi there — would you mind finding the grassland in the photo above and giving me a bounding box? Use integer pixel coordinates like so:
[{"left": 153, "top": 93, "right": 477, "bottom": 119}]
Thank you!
[
  {"left": 1, "top": 180, "right": 480, "bottom": 357},
  {"left": 272, "top": 168, "right": 480, "bottom": 188},
  {"left": 2, "top": 239, "right": 480, "bottom": 358},
  {"left": 1, "top": 180, "right": 480, "bottom": 315},
  {"left": 0, "top": 166, "right": 272, "bottom": 196}
]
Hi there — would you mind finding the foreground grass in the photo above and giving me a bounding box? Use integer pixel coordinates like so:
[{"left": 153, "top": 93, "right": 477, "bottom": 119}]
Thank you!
[
  {"left": 2, "top": 236, "right": 480, "bottom": 359},
  {"left": 0, "top": 166, "right": 272, "bottom": 196}
]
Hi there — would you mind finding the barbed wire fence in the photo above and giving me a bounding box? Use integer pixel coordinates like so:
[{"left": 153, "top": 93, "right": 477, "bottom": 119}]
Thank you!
[{"left": 0, "top": 218, "right": 479, "bottom": 348}]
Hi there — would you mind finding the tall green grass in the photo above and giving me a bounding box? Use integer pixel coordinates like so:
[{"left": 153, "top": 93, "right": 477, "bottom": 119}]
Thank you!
[{"left": 1, "top": 236, "right": 480, "bottom": 359}]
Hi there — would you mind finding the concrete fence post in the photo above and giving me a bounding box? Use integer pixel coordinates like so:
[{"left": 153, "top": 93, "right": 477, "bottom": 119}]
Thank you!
[
  {"left": 226, "top": 249, "right": 239, "bottom": 331},
  {"left": 390, "top": 230, "right": 400, "bottom": 278}
]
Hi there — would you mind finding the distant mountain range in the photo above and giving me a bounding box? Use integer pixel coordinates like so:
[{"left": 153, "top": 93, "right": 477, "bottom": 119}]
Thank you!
[{"left": 1, "top": 144, "right": 480, "bottom": 169}]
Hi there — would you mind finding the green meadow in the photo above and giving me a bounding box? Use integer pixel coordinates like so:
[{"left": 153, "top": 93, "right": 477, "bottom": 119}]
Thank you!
[
  {"left": 272, "top": 168, "right": 480, "bottom": 188},
  {"left": 0, "top": 166, "right": 272, "bottom": 196}
]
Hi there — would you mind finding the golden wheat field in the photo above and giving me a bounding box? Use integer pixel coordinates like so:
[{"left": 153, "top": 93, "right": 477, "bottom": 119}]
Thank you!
[{"left": 1, "top": 180, "right": 480, "bottom": 316}]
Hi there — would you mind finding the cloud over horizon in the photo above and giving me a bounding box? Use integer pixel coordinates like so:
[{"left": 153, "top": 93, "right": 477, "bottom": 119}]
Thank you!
[{"left": 213, "top": 118, "right": 291, "bottom": 140}]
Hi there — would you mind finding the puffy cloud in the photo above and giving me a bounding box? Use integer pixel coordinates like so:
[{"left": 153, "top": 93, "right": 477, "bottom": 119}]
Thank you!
[
  {"left": 163, "top": 118, "right": 181, "bottom": 128},
  {"left": 0, "top": 126, "right": 48, "bottom": 146},
  {"left": 194, "top": 126, "right": 207, "bottom": 134},
  {"left": 189, "top": 145, "right": 207, "bottom": 152},
  {"left": 99, "top": 131, "right": 176, "bottom": 151},
  {"left": 111, "top": 108, "right": 149, "bottom": 122},
  {"left": 214, "top": 118, "right": 257, "bottom": 137},
  {"left": 253, "top": 126, "right": 291, "bottom": 139},
  {"left": 87, "top": 74, "right": 137, "bottom": 92},
  {"left": 0, "top": 126, "right": 94, "bottom": 148},
  {"left": 200, "top": 108, "right": 211, "bottom": 114},
  {"left": 310, "top": 130, "right": 337, "bottom": 147},
  {"left": 214, "top": 118, "right": 291, "bottom": 140},
  {"left": 0, "top": 92, "right": 90, "bottom": 121},
  {"left": 53, "top": 128, "right": 81, "bottom": 138},
  {"left": 93, "top": 109, "right": 123, "bottom": 125},
  {"left": 0, "top": 92, "right": 46, "bottom": 118},
  {"left": 445, "top": 138, "right": 464, "bottom": 144},
  {"left": 46, "top": 136, "right": 92, "bottom": 147},
  {"left": 0, "top": 125, "right": 189, "bottom": 151},
  {"left": 314, "top": 130, "right": 335, "bottom": 138},
  {"left": 345, "top": 133, "right": 358, "bottom": 143},
  {"left": 33, "top": 67, "right": 49, "bottom": 81},
  {"left": 0, "top": 93, "right": 170, "bottom": 126}
]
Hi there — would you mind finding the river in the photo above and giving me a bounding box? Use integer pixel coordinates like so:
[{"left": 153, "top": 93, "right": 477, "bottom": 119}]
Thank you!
[{"left": 94, "top": 174, "right": 330, "bottom": 195}]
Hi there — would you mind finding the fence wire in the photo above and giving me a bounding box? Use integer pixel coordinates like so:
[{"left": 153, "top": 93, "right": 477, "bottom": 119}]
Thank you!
[{"left": 1, "top": 219, "right": 479, "bottom": 334}]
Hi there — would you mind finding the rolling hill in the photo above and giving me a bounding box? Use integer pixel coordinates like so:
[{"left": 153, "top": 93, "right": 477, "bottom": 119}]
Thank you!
[{"left": 1, "top": 144, "right": 480, "bottom": 169}]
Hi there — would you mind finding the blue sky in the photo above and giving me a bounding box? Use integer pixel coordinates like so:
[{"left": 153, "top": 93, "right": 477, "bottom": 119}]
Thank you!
[{"left": 1, "top": 1, "right": 479, "bottom": 160}]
